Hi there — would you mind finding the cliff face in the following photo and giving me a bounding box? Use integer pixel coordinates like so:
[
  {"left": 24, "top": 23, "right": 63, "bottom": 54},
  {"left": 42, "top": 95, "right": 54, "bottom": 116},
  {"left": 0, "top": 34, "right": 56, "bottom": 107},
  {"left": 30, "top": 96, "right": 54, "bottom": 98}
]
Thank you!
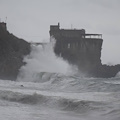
[
  {"left": 50, "top": 24, "right": 120, "bottom": 78},
  {"left": 0, "top": 23, "right": 30, "bottom": 80}
]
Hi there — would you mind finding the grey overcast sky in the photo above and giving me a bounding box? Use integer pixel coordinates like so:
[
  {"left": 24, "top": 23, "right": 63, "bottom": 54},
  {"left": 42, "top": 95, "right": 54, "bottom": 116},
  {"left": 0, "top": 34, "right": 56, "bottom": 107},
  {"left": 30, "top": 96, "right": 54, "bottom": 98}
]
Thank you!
[{"left": 0, "top": 0, "right": 120, "bottom": 64}]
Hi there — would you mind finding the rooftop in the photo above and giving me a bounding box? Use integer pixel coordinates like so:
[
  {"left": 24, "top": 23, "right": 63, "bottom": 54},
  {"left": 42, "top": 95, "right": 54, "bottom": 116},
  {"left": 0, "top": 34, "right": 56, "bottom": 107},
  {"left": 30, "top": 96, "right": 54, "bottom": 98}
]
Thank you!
[{"left": 50, "top": 23, "right": 102, "bottom": 39}]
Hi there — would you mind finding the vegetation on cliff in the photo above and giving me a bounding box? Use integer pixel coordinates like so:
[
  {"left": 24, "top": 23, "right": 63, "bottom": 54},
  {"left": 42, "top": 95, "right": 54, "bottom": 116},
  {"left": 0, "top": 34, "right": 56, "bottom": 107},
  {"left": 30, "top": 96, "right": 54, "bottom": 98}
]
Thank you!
[{"left": 0, "top": 23, "right": 30, "bottom": 80}]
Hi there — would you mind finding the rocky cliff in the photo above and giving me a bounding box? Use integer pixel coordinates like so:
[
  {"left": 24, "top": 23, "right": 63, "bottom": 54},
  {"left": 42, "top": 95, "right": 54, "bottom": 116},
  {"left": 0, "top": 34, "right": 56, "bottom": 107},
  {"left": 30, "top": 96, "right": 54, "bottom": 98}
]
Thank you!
[{"left": 0, "top": 23, "right": 30, "bottom": 80}]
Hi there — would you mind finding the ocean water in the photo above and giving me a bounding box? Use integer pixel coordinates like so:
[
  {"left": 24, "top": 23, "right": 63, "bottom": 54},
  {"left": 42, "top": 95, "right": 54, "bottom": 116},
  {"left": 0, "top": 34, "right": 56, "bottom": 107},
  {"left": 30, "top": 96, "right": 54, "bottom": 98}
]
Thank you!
[{"left": 0, "top": 41, "right": 120, "bottom": 120}]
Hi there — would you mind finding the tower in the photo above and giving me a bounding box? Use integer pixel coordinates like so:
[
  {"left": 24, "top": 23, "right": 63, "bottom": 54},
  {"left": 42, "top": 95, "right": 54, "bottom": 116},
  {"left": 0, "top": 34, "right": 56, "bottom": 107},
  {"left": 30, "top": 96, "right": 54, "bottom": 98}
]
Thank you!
[{"left": 0, "top": 22, "right": 7, "bottom": 30}]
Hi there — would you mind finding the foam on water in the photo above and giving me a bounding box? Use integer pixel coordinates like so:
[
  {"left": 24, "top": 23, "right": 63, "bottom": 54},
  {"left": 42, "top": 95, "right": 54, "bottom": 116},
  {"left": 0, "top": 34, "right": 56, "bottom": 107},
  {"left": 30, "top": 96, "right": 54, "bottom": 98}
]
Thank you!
[
  {"left": 17, "top": 39, "right": 79, "bottom": 82},
  {"left": 0, "top": 78, "right": 120, "bottom": 120}
]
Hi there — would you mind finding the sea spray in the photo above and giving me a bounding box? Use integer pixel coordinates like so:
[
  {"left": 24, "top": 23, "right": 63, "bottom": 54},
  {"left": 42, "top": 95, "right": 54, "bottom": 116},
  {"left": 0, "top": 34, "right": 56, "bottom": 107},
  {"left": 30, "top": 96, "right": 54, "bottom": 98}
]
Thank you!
[{"left": 17, "top": 39, "right": 78, "bottom": 82}]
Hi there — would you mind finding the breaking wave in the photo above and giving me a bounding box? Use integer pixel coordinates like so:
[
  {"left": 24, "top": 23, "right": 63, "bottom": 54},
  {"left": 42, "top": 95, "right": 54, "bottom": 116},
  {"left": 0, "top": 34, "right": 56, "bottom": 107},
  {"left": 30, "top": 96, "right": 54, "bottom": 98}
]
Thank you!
[
  {"left": 17, "top": 40, "right": 79, "bottom": 82},
  {"left": 17, "top": 71, "right": 120, "bottom": 93}
]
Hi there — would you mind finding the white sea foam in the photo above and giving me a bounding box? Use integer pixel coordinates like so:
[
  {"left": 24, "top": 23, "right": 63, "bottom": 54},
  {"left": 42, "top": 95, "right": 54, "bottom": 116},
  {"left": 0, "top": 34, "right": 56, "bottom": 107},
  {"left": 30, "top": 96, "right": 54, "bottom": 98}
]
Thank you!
[{"left": 17, "top": 39, "right": 78, "bottom": 82}]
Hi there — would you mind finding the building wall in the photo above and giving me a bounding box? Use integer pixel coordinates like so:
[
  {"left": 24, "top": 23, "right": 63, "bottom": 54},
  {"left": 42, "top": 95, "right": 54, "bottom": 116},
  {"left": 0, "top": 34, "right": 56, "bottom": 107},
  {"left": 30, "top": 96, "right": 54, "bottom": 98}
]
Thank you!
[
  {"left": 54, "top": 37, "right": 103, "bottom": 72},
  {"left": 60, "top": 29, "right": 85, "bottom": 37},
  {"left": 50, "top": 25, "right": 103, "bottom": 75},
  {"left": 49, "top": 25, "right": 120, "bottom": 78},
  {"left": 49, "top": 25, "right": 85, "bottom": 38}
]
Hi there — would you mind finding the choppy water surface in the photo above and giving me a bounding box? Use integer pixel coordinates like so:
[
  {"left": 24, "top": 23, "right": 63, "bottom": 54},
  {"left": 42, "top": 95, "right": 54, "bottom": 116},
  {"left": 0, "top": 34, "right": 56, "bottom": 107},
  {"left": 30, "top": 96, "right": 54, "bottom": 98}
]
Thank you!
[{"left": 0, "top": 43, "right": 120, "bottom": 120}]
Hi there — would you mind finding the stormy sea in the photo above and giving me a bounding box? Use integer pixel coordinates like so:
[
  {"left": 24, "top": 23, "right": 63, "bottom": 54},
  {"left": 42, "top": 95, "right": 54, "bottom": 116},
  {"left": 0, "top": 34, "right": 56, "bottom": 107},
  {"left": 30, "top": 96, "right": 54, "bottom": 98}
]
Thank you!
[{"left": 0, "top": 41, "right": 120, "bottom": 120}]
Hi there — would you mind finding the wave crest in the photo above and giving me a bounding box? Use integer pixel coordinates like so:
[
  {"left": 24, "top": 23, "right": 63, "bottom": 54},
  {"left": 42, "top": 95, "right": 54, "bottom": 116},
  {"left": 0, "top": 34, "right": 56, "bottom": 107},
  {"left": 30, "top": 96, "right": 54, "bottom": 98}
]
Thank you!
[{"left": 0, "top": 90, "right": 106, "bottom": 114}]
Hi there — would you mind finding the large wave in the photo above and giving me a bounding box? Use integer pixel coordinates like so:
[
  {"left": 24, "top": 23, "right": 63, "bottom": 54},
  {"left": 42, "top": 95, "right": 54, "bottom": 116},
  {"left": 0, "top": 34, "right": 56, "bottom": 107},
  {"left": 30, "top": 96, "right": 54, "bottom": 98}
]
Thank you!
[
  {"left": 17, "top": 39, "right": 79, "bottom": 82},
  {"left": 15, "top": 40, "right": 120, "bottom": 93}
]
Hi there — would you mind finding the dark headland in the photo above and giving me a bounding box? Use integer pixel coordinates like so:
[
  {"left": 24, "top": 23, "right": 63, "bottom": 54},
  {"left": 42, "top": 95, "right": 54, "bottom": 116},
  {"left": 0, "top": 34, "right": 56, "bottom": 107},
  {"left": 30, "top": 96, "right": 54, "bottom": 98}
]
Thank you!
[
  {"left": 0, "top": 22, "right": 30, "bottom": 80},
  {"left": 49, "top": 23, "right": 120, "bottom": 78}
]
